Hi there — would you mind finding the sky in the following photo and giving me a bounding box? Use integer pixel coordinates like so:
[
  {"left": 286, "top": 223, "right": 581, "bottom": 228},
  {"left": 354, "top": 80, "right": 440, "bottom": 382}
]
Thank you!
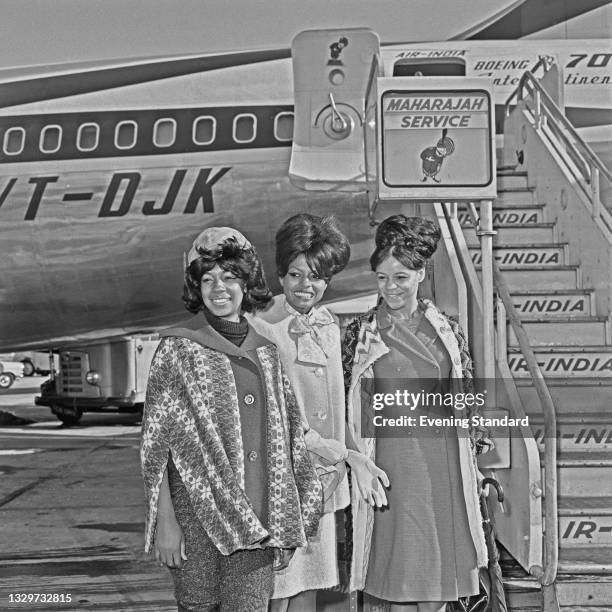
[
  {"left": 0, "top": 1, "right": 608, "bottom": 69},
  {"left": 0, "top": 0, "right": 533, "bottom": 68}
]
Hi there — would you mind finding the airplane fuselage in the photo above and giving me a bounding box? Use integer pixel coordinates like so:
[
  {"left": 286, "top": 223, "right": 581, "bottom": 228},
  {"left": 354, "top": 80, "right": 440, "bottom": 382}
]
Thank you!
[{"left": 0, "top": 39, "right": 609, "bottom": 350}]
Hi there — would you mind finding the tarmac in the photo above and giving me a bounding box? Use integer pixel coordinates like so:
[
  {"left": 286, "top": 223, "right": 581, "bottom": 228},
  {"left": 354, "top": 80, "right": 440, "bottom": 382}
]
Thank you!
[
  {"left": 0, "top": 376, "right": 175, "bottom": 611},
  {"left": 0, "top": 378, "right": 349, "bottom": 612}
]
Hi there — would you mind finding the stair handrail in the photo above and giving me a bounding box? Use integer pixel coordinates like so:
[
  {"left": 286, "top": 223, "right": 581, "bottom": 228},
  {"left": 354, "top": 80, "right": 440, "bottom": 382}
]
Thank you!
[
  {"left": 504, "top": 56, "right": 554, "bottom": 111},
  {"left": 465, "top": 202, "right": 559, "bottom": 596},
  {"left": 504, "top": 69, "right": 612, "bottom": 230}
]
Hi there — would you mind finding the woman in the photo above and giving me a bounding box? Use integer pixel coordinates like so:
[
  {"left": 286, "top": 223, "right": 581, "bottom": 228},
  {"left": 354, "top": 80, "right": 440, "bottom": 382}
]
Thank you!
[
  {"left": 342, "top": 215, "right": 487, "bottom": 612},
  {"left": 250, "top": 214, "right": 388, "bottom": 612},
  {"left": 141, "top": 227, "right": 322, "bottom": 612}
]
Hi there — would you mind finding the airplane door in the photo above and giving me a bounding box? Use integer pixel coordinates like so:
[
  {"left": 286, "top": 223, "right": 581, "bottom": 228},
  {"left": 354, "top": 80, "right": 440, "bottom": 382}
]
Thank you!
[{"left": 393, "top": 59, "right": 466, "bottom": 77}]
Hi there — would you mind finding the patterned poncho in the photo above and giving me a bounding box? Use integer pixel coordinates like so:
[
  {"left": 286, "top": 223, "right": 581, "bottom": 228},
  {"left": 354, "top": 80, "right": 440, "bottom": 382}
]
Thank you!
[{"left": 141, "top": 321, "right": 322, "bottom": 555}]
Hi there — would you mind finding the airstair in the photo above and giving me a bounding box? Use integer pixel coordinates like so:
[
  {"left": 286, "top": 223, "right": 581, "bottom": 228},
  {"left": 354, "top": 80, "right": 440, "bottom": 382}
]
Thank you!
[
  {"left": 286, "top": 30, "right": 611, "bottom": 611},
  {"left": 452, "top": 65, "right": 612, "bottom": 611}
]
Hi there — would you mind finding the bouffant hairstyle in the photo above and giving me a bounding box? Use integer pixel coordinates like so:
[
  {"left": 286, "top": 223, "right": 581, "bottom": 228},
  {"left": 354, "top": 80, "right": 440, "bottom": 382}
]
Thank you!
[
  {"left": 182, "top": 237, "right": 272, "bottom": 314},
  {"left": 370, "top": 215, "right": 441, "bottom": 271},
  {"left": 275, "top": 214, "right": 351, "bottom": 281}
]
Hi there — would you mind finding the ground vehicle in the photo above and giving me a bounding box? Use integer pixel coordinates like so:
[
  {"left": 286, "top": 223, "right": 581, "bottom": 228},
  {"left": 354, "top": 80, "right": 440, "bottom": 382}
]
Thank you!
[
  {"left": 35, "top": 334, "right": 159, "bottom": 424},
  {"left": 17, "top": 352, "right": 56, "bottom": 376},
  {"left": 21, "top": 352, "right": 52, "bottom": 376},
  {"left": 1, "top": 352, "right": 57, "bottom": 376},
  {"left": 0, "top": 360, "right": 24, "bottom": 389}
]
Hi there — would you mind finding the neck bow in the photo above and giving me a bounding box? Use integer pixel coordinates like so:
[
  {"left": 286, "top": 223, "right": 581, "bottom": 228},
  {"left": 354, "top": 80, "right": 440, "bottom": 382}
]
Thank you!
[{"left": 287, "top": 306, "right": 335, "bottom": 365}]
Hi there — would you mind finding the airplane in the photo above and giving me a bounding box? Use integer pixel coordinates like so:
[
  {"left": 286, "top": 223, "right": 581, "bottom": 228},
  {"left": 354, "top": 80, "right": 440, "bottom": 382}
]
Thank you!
[{"left": 0, "top": 0, "right": 610, "bottom": 352}]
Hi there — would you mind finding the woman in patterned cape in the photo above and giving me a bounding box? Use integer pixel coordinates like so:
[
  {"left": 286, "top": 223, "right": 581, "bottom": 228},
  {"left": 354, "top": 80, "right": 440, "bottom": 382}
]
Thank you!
[
  {"left": 141, "top": 227, "right": 322, "bottom": 612},
  {"left": 342, "top": 215, "right": 487, "bottom": 612}
]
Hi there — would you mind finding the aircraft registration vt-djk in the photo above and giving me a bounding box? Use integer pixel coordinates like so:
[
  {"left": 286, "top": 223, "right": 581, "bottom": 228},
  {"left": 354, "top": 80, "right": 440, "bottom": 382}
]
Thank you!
[{"left": 0, "top": 3, "right": 610, "bottom": 351}]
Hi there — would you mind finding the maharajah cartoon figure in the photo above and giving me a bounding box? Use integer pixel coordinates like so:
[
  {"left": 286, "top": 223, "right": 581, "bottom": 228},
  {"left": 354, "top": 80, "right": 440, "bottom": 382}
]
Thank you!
[{"left": 420, "top": 129, "right": 455, "bottom": 183}]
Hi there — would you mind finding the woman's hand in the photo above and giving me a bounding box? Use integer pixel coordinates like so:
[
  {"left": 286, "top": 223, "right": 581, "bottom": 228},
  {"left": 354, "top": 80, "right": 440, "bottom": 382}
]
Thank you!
[
  {"left": 304, "top": 428, "right": 348, "bottom": 464},
  {"left": 155, "top": 513, "right": 187, "bottom": 569},
  {"left": 273, "top": 548, "right": 296, "bottom": 572},
  {"left": 346, "top": 449, "right": 389, "bottom": 507}
]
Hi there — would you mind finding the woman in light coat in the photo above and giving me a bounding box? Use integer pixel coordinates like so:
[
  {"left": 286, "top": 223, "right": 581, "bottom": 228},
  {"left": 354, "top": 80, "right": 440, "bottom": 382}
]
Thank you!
[{"left": 251, "top": 213, "right": 388, "bottom": 611}]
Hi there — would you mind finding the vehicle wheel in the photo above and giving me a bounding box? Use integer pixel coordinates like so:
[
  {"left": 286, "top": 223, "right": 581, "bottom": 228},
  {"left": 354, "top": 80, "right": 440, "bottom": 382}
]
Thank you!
[
  {"left": 51, "top": 404, "right": 82, "bottom": 426},
  {"left": 0, "top": 372, "right": 15, "bottom": 389},
  {"left": 22, "top": 359, "right": 35, "bottom": 377}
]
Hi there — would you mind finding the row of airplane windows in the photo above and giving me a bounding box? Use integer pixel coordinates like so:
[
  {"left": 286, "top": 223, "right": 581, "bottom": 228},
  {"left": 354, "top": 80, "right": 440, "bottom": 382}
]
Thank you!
[{"left": 1, "top": 112, "right": 295, "bottom": 156}]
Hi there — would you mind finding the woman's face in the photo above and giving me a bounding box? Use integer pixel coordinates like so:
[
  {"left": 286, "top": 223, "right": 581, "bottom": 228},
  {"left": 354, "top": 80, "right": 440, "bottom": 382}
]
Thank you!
[
  {"left": 280, "top": 254, "right": 328, "bottom": 314},
  {"left": 375, "top": 256, "right": 425, "bottom": 312},
  {"left": 200, "top": 264, "right": 244, "bottom": 322}
]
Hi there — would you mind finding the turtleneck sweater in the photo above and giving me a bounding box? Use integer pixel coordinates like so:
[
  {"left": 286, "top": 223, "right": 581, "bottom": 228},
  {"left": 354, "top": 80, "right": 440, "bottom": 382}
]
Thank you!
[{"left": 203, "top": 307, "right": 249, "bottom": 346}]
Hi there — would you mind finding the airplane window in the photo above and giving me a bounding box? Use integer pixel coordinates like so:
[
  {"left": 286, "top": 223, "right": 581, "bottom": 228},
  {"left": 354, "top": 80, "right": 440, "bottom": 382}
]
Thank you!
[
  {"left": 115, "top": 120, "right": 138, "bottom": 150},
  {"left": 274, "top": 112, "right": 294, "bottom": 141},
  {"left": 233, "top": 114, "right": 257, "bottom": 144},
  {"left": 192, "top": 116, "right": 216, "bottom": 145},
  {"left": 40, "top": 125, "right": 62, "bottom": 154},
  {"left": 3, "top": 127, "right": 25, "bottom": 155},
  {"left": 153, "top": 118, "right": 176, "bottom": 147},
  {"left": 77, "top": 123, "right": 99, "bottom": 152}
]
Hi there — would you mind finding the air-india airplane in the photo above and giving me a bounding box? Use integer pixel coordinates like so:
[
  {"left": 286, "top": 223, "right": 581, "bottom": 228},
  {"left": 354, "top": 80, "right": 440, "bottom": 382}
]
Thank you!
[{"left": 0, "top": 0, "right": 609, "bottom": 352}]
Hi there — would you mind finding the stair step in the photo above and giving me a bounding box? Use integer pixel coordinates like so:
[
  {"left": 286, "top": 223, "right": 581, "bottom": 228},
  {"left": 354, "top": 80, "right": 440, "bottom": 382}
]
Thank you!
[
  {"left": 498, "top": 174, "right": 530, "bottom": 189},
  {"left": 464, "top": 222, "right": 556, "bottom": 245},
  {"left": 480, "top": 265, "right": 579, "bottom": 290},
  {"left": 543, "top": 495, "right": 612, "bottom": 561},
  {"left": 549, "top": 497, "right": 612, "bottom": 548},
  {"left": 458, "top": 206, "right": 545, "bottom": 226},
  {"left": 498, "top": 184, "right": 533, "bottom": 192},
  {"left": 516, "top": 379, "right": 612, "bottom": 413},
  {"left": 471, "top": 244, "right": 567, "bottom": 268},
  {"left": 462, "top": 197, "right": 542, "bottom": 212},
  {"left": 556, "top": 451, "right": 612, "bottom": 466},
  {"left": 543, "top": 454, "right": 612, "bottom": 497},
  {"left": 499, "top": 555, "right": 612, "bottom": 608},
  {"left": 557, "top": 572, "right": 612, "bottom": 607},
  {"left": 495, "top": 189, "right": 536, "bottom": 206},
  {"left": 529, "top": 421, "right": 612, "bottom": 452},
  {"left": 507, "top": 346, "right": 612, "bottom": 378},
  {"left": 560, "top": 606, "right": 612, "bottom": 611},
  {"left": 559, "top": 497, "right": 612, "bottom": 517},
  {"left": 558, "top": 547, "right": 612, "bottom": 574},
  {"left": 560, "top": 517, "right": 612, "bottom": 547},
  {"left": 510, "top": 289, "right": 595, "bottom": 318},
  {"left": 507, "top": 317, "right": 608, "bottom": 347}
]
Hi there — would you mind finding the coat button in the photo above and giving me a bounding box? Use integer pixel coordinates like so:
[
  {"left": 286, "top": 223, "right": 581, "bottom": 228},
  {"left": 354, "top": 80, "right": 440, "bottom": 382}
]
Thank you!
[
  {"left": 314, "top": 367, "right": 324, "bottom": 377},
  {"left": 247, "top": 450, "right": 258, "bottom": 462},
  {"left": 244, "top": 394, "right": 255, "bottom": 405}
]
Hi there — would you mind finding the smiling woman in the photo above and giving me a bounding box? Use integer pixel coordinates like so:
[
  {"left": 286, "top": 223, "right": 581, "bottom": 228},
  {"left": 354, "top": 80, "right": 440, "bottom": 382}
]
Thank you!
[
  {"left": 250, "top": 214, "right": 388, "bottom": 612},
  {"left": 342, "top": 215, "right": 488, "bottom": 612},
  {"left": 141, "top": 226, "right": 322, "bottom": 612}
]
